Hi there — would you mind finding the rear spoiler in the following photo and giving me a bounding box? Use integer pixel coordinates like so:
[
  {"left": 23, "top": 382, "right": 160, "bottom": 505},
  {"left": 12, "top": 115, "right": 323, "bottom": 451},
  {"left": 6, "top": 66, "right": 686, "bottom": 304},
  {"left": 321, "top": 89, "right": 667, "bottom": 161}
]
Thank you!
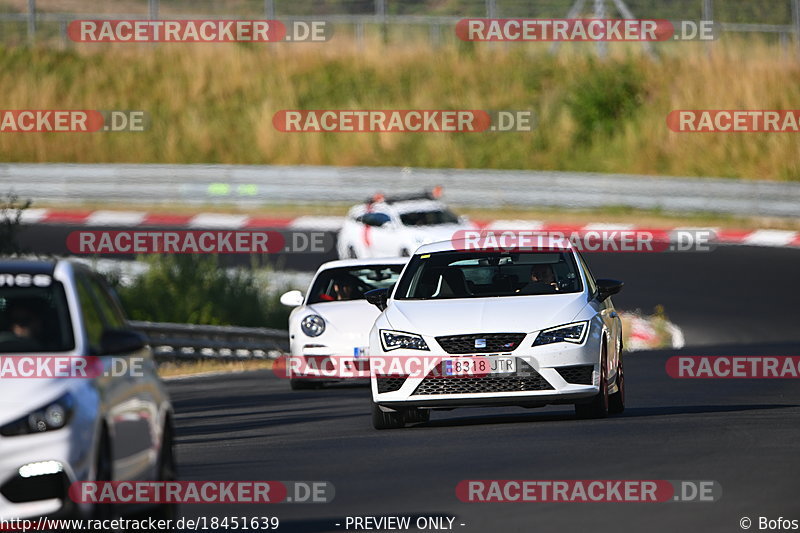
[{"left": 366, "top": 186, "right": 443, "bottom": 205}]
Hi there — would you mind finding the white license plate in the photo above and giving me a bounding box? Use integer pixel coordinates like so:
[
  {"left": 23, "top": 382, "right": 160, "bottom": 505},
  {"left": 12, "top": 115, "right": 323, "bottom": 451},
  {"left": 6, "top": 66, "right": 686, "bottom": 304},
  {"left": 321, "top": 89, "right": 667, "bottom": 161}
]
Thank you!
[{"left": 443, "top": 357, "right": 516, "bottom": 376}]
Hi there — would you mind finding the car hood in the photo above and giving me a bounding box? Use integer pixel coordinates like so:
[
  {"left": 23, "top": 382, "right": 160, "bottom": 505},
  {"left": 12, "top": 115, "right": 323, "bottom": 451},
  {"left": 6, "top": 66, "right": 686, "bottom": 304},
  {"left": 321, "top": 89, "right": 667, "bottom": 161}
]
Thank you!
[
  {"left": 307, "top": 300, "right": 382, "bottom": 342},
  {"left": 0, "top": 377, "right": 74, "bottom": 426},
  {"left": 384, "top": 293, "right": 587, "bottom": 336}
]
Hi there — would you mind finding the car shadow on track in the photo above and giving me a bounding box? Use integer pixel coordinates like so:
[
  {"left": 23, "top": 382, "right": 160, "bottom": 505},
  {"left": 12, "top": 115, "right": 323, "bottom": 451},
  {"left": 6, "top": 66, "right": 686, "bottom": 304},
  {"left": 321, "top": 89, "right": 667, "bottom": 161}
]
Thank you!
[{"left": 413, "top": 403, "right": 798, "bottom": 429}]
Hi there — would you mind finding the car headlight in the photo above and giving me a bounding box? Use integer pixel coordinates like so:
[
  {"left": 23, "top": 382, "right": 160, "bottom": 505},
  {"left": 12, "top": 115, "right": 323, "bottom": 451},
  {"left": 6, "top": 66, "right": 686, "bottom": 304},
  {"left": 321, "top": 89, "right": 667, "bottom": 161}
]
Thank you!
[
  {"left": 301, "top": 315, "right": 326, "bottom": 337},
  {"left": 0, "top": 392, "right": 74, "bottom": 437},
  {"left": 533, "top": 321, "right": 589, "bottom": 346},
  {"left": 380, "top": 330, "right": 430, "bottom": 351}
]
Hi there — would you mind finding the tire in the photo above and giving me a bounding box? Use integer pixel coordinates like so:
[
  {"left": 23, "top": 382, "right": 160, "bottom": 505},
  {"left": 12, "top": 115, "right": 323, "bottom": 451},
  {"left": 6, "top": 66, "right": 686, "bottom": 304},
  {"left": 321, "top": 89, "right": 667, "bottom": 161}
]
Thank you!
[
  {"left": 91, "top": 430, "right": 115, "bottom": 520},
  {"left": 609, "top": 342, "right": 625, "bottom": 415},
  {"left": 290, "top": 378, "right": 318, "bottom": 390},
  {"left": 371, "top": 402, "right": 405, "bottom": 430},
  {"left": 148, "top": 420, "right": 177, "bottom": 520},
  {"left": 575, "top": 342, "right": 609, "bottom": 420}
]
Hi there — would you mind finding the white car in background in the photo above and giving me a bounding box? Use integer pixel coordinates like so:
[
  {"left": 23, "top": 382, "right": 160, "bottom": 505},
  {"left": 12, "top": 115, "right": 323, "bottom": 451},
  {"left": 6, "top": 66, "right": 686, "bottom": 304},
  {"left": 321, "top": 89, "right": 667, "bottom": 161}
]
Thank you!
[
  {"left": 364, "top": 239, "right": 625, "bottom": 429},
  {"left": 280, "top": 258, "right": 407, "bottom": 390},
  {"left": 0, "top": 259, "right": 174, "bottom": 520},
  {"left": 336, "top": 189, "right": 475, "bottom": 259}
]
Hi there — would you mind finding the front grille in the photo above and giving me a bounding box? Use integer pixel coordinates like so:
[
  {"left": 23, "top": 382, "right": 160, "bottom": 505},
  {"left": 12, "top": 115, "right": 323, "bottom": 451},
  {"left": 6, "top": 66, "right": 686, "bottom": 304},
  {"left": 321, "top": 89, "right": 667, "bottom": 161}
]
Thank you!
[
  {"left": 556, "top": 365, "right": 594, "bottom": 385},
  {"left": 376, "top": 376, "right": 407, "bottom": 393},
  {"left": 412, "top": 360, "right": 553, "bottom": 395},
  {"left": 435, "top": 333, "right": 527, "bottom": 354}
]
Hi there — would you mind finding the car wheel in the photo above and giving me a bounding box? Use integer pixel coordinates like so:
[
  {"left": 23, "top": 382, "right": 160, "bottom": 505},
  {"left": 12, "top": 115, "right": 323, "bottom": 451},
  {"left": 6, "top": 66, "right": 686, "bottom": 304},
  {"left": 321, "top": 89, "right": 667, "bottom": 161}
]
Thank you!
[
  {"left": 575, "top": 341, "right": 609, "bottom": 419},
  {"left": 290, "top": 378, "right": 319, "bottom": 390},
  {"left": 371, "top": 402, "right": 405, "bottom": 430},
  {"left": 347, "top": 246, "right": 358, "bottom": 259},
  {"left": 91, "top": 429, "right": 115, "bottom": 520},
  {"left": 609, "top": 343, "right": 625, "bottom": 415},
  {"left": 148, "top": 420, "right": 177, "bottom": 520}
]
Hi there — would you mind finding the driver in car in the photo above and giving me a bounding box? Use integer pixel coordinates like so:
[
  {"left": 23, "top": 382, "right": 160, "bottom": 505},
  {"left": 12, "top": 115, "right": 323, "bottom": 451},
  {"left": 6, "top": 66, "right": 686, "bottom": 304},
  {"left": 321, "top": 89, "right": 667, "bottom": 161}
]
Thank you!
[
  {"left": 319, "top": 275, "right": 364, "bottom": 301},
  {"left": 0, "top": 299, "right": 46, "bottom": 348},
  {"left": 518, "top": 264, "right": 559, "bottom": 294}
]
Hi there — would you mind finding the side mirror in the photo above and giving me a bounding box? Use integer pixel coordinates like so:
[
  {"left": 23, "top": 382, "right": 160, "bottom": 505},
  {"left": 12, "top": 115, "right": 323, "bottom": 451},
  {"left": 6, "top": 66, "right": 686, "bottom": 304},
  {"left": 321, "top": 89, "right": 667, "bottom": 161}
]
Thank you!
[
  {"left": 364, "top": 288, "right": 389, "bottom": 311},
  {"left": 595, "top": 279, "right": 623, "bottom": 302},
  {"left": 101, "top": 329, "right": 146, "bottom": 355},
  {"left": 280, "top": 290, "right": 304, "bottom": 307}
]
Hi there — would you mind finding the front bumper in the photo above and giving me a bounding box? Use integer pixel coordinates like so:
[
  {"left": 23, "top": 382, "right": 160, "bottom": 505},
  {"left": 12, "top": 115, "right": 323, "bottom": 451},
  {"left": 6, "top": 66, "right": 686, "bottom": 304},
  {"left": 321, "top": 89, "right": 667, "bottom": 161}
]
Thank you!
[
  {"left": 371, "top": 339, "right": 601, "bottom": 409},
  {"left": 0, "top": 428, "right": 88, "bottom": 520},
  {"left": 289, "top": 344, "right": 371, "bottom": 381}
]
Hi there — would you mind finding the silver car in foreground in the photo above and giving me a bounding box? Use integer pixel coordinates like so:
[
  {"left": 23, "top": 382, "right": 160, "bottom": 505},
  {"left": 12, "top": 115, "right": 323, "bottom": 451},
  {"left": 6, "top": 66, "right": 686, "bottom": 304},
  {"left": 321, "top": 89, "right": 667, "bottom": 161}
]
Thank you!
[{"left": 0, "top": 259, "right": 174, "bottom": 519}]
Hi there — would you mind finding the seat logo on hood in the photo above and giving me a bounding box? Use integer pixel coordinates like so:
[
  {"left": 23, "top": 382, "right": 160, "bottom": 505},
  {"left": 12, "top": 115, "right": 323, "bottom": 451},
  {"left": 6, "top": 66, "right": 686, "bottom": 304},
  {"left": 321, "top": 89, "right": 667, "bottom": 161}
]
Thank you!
[{"left": 474, "top": 339, "right": 487, "bottom": 348}]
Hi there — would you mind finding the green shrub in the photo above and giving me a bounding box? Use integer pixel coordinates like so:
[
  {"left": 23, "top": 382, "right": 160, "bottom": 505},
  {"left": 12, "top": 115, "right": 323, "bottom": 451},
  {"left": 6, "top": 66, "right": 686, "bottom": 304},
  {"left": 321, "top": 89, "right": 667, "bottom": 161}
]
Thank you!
[
  {"left": 564, "top": 59, "right": 644, "bottom": 144},
  {"left": 110, "top": 255, "right": 289, "bottom": 329},
  {"left": 0, "top": 193, "right": 31, "bottom": 255}
]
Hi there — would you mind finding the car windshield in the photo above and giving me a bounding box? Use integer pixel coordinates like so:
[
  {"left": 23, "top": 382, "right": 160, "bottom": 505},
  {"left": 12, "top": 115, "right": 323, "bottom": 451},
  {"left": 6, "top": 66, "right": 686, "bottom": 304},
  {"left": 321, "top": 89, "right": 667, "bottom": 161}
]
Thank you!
[
  {"left": 394, "top": 251, "right": 582, "bottom": 300},
  {"left": 399, "top": 209, "right": 459, "bottom": 226},
  {"left": 307, "top": 265, "right": 404, "bottom": 304},
  {"left": 0, "top": 279, "right": 75, "bottom": 353}
]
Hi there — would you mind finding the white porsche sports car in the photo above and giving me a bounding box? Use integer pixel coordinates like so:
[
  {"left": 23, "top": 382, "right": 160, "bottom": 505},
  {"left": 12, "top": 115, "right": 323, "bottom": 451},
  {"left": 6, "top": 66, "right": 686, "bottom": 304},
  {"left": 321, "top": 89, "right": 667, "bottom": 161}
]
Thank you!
[
  {"left": 280, "top": 258, "right": 407, "bottom": 389},
  {"left": 336, "top": 189, "right": 474, "bottom": 259},
  {"left": 364, "top": 239, "right": 625, "bottom": 429}
]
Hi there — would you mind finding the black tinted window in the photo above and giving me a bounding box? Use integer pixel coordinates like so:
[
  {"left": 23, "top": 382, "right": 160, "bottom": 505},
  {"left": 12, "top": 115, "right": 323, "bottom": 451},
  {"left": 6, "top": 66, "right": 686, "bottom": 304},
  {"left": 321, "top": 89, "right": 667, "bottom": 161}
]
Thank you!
[
  {"left": 360, "top": 212, "right": 391, "bottom": 227},
  {"left": 0, "top": 276, "right": 75, "bottom": 353},
  {"left": 307, "top": 265, "right": 403, "bottom": 304},
  {"left": 76, "top": 276, "right": 105, "bottom": 354},
  {"left": 399, "top": 209, "right": 459, "bottom": 226},
  {"left": 87, "top": 275, "right": 127, "bottom": 329},
  {"left": 395, "top": 251, "right": 582, "bottom": 300}
]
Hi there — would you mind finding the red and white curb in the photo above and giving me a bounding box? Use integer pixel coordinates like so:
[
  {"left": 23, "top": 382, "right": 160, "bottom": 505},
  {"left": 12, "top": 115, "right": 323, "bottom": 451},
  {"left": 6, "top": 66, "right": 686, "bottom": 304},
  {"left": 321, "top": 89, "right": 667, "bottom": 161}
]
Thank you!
[
  {"left": 18, "top": 210, "right": 800, "bottom": 249},
  {"left": 485, "top": 220, "right": 800, "bottom": 248},
  {"left": 621, "top": 313, "right": 685, "bottom": 352}
]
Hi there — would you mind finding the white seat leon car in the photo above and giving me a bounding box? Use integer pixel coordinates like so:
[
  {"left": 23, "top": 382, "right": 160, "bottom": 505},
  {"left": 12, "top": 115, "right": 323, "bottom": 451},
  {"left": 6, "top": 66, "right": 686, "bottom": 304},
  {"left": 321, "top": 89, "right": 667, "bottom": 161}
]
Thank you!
[
  {"left": 280, "top": 258, "right": 407, "bottom": 390},
  {"left": 364, "top": 239, "right": 625, "bottom": 429}
]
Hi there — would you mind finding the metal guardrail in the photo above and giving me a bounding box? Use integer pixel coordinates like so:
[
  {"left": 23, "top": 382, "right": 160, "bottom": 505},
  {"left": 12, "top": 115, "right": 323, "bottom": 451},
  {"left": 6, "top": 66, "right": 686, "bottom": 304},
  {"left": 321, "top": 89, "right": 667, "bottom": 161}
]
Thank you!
[
  {"left": 130, "top": 320, "right": 288, "bottom": 361},
  {"left": 3, "top": 163, "right": 800, "bottom": 218}
]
